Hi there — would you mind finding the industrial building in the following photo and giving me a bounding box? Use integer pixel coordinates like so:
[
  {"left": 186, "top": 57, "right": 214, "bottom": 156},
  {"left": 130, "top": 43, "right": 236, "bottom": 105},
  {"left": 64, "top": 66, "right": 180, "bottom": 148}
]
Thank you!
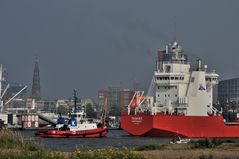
[
  {"left": 218, "top": 78, "right": 239, "bottom": 104},
  {"left": 98, "top": 87, "right": 135, "bottom": 117}
]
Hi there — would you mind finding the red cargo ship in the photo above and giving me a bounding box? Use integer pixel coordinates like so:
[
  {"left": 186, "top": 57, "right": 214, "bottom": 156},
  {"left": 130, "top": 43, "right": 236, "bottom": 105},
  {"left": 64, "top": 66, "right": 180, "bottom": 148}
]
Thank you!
[{"left": 121, "top": 41, "right": 239, "bottom": 138}]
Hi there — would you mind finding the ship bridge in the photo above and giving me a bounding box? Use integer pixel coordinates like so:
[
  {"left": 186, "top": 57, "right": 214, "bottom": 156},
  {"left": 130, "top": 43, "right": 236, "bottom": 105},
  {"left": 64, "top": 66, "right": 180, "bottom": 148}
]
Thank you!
[{"left": 128, "top": 41, "right": 219, "bottom": 117}]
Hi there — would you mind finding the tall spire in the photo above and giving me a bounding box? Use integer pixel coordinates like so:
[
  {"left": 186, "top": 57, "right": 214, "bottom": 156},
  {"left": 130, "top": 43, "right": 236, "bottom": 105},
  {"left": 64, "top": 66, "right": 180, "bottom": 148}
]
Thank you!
[{"left": 32, "top": 56, "right": 41, "bottom": 100}]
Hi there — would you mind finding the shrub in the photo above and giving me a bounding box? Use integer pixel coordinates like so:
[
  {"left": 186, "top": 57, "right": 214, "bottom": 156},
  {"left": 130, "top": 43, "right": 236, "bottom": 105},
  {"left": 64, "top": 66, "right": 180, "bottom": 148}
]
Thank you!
[
  {"left": 135, "top": 144, "right": 164, "bottom": 151},
  {"left": 0, "top": 129, "right": 42, "bottom": 151},
  {"left": 199, "top": 153, "right": 213, "bottom": 159},
  {"left": 0, "top": 150, "right": 66, "bottom": 159},
  {"left": 72, "top": 147, "right": 146, "bottom": 159},
  {"left": 191, "top": 139, "right": 223, "bottom": 148},
  {"left": 0, "top": 129, "right": 24, "bottom": 149}
]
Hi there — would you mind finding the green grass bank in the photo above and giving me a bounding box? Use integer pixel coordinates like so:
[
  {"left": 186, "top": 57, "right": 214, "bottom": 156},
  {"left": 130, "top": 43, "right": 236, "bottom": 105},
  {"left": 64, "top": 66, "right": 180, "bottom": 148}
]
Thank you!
[{"left": 2, "top": 130, "right": 239, "bottom": 159}]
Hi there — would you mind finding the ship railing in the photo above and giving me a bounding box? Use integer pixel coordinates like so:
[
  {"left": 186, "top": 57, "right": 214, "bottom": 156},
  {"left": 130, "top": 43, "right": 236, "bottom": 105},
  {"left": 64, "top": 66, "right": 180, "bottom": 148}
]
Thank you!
[
  {"left": 162, "top": 61, "right": 190, "bottom": 65},
  {"left": 122, "top": 111, "right": 186, "bottom": 116},
  {"left": 152, "top": 111, "right": 185, "bottom": 116},
  {"left": 207, "top": 106, "right": 222, "bottom": 116},
  {"left": 127, "top": 91, "right": 146, "bottom": 115}
]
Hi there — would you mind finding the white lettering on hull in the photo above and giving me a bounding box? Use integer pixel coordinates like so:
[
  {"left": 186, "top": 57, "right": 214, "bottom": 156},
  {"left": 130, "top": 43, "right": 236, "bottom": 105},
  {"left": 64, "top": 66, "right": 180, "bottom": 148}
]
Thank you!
[{"left": 131, "top": 117, "right": 143, "bottom": 124}]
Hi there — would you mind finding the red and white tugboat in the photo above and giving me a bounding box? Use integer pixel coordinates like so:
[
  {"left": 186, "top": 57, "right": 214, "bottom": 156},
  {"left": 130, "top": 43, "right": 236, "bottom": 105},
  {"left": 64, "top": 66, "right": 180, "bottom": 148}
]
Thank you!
[{"left": 36, "top": 90, "right": 108, "bottom": 138}]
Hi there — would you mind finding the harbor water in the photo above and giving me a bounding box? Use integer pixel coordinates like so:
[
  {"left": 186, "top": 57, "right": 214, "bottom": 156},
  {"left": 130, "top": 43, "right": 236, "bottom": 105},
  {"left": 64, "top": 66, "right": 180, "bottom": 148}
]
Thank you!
[{"left": 19, "top": 130, "right": 171, "bottom": 152}]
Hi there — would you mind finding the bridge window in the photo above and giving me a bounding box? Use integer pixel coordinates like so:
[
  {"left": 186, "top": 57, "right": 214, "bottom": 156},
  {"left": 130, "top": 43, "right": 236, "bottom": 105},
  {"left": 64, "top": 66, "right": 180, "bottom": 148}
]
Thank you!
[{"left": 166, "top": 66, "right": 171, "bottom": 73}]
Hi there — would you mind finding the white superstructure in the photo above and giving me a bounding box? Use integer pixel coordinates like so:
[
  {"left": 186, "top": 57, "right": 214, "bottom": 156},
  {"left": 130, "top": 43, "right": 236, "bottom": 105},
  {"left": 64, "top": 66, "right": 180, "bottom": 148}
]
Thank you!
[{"left": 129, "top": 41, "right": 220, "bottom": 116}]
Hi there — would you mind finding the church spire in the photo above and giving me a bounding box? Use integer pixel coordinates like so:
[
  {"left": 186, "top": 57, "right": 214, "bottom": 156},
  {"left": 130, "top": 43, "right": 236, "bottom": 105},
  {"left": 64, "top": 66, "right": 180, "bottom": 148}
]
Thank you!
[{"left": 32, "top": 56, "right": 41, "bottom": 100}]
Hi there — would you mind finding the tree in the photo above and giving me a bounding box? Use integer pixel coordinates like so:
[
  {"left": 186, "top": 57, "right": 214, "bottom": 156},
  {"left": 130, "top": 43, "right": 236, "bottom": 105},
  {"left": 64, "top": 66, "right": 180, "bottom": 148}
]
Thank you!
[
  {"left": 109, "top": 104, "right": 120, "bottom": 116},
  {"left": 57, "top": 105, "right": 68, "bottom": 115},
  {"left": 86, "top": 103, "right": 97, "bottom": 118}
]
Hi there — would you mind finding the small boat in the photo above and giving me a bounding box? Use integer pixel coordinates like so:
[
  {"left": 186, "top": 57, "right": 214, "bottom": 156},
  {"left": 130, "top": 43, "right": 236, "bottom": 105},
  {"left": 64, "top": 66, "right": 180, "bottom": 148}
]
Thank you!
[
  {"left": 170, "top": 136, "right": 190, "bottom": 144},
  {"left": 35, "top": 90, "right": 108, "bottom": 138}
]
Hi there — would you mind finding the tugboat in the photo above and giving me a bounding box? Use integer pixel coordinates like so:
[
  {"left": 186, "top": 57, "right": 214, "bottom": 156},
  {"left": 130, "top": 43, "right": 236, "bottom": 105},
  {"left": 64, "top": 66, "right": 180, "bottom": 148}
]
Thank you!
[{"left": 35, "top": 90, "right": 108, "bottom": 138}]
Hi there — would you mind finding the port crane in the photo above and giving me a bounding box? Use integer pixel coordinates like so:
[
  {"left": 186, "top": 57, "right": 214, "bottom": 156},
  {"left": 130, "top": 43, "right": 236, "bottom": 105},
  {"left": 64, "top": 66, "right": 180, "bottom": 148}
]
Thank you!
[{"left": 0, "top": 65, "right": 27, "bottom": 113}]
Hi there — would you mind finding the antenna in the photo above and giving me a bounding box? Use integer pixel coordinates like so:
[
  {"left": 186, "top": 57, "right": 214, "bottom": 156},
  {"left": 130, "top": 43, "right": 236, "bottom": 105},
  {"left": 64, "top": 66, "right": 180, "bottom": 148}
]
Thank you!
[
  {"left": 133, "top": 78, "right": 139, "bottom": 91},
  {"left": 173, "top": 20, "right": 177, "bottom": 42}
]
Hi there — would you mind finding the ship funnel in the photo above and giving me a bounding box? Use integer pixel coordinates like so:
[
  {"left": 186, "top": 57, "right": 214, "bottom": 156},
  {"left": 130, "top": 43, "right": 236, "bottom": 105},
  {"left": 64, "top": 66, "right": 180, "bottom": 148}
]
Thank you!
[{"left": 197, "top": 59, "right": 203, "bottom": 71}]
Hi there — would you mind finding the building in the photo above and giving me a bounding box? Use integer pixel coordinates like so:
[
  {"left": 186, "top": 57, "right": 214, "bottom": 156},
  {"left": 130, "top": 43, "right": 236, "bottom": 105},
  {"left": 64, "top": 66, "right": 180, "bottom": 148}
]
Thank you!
[
  {"left": 81, "top": 98, "right": 97, "bottom": 110},
  {"left": 26, "top": 98, "right": 44, "bottom": 111},
  {"left": 97, "top": 87, "right": 135, "bottom": 117},
  {"left": 119, "top": 89, "right": 135, "bottom": 112},
  {"left": 218, "top": 78, "right": 239, "bottom": 104},
  {"left": 43, "top": 100, "right": 56, "bottom": 112},
  {"left": 218, "top": 78, "right": 239, "bottom": 121},
  {"left": 108, "top": 86, "right": 121, "bottom": 110},
  {"left": 55, "top": 99, "right": 69, "bottom": 115},
  {"left": 98, "top": 86, "right": 121, "bottom": 116},
  {"left": 97, "top": 90, "right": 108, "bottom": 118}
]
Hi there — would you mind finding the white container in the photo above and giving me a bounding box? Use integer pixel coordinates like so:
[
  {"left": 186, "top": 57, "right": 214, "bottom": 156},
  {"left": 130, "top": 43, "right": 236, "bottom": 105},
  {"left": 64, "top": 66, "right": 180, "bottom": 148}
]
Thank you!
[
  {"left": 31, "top": 115, "right": 35, "bottom": 121},
  {"left": 27, "top": 115, "right": 31, "bottom": 122},
  {"left": 27, "top": 121, "right": 31, "bottom": 128},
  {"left": 35, "top": 121, "right": 39, "bottom": 127}
]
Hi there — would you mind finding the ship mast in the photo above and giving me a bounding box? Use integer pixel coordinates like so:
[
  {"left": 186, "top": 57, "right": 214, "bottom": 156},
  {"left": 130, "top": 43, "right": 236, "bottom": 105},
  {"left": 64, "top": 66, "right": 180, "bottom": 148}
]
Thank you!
[{"left": 74, "top": 90, "right": 77, "bottom": 113}]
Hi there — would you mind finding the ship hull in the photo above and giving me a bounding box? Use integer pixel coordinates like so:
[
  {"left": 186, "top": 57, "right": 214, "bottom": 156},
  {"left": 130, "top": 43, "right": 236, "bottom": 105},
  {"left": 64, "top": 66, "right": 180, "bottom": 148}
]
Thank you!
[
  {"left": 121, "top": 114, "right": 239, "bottom": 138},
  {"left": 35, "top": 127, "right": 108, "bottom": 138}
]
